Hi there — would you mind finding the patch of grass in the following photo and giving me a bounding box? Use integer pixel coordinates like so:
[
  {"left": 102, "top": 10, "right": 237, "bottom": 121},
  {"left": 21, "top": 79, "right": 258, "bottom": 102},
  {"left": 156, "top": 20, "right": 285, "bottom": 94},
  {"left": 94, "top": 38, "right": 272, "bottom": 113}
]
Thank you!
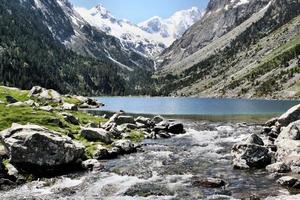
[
  {"left": 0, "top": 86, "right": 29, "bottom": 102},
  {"left": 63, "top": 96, "right": 81, "bottom": 105},
  {"left": 71, "top": 110, "right": 107, "bottom": 125},
  {"left": 126, "top": 130, "right": 145, "bottom": 143}
]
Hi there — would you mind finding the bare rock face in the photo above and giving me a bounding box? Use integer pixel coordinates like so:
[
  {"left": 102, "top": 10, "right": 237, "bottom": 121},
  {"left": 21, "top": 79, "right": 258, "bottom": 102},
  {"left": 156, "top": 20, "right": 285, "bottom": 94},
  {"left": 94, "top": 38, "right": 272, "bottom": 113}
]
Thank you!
[{"left": 0, "top": 124, "right": 85, "bottom": 174}]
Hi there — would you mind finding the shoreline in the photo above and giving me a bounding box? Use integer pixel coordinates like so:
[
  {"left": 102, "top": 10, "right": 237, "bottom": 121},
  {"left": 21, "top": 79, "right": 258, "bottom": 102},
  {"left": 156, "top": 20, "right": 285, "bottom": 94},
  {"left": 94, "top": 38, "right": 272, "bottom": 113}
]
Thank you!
[{"left": 87, "top": 109, "right": 279, "bottom": 123}]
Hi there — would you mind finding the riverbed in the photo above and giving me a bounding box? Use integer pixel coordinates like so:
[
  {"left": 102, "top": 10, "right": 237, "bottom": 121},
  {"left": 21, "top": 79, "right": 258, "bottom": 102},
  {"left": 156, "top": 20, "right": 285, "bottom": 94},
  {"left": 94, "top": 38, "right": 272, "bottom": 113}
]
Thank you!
[{"left": 0, "top": 120, "right": 298, "bottom": 200}]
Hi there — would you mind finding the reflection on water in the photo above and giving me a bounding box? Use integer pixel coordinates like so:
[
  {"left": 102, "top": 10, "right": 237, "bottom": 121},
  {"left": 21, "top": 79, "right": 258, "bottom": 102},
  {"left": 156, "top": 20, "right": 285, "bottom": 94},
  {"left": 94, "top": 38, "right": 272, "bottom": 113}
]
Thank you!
[{"left": 94, "top": 97, "right": 300, "bottom": 115}]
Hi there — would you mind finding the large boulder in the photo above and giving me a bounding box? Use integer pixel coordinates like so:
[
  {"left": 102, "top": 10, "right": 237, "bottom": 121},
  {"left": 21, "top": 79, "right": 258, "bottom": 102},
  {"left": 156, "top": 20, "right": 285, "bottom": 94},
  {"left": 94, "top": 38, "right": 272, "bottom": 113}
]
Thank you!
[
  {"left": 168, "top": 122, "right": 184, "bottom": 134},
  {"left": 61, "top": 103, "right": 78, "bottom": 111},
  {"left": 0, "top": 124, "right": 85, "bottom": 174},
  {"left": 60, "top": 112, "right": 79, "bottom": 125},
  {"left": 112, "top": 140, "right": 136, "bottom": 154},
  {"left": 116, "top": 116, "right": 135, "bottom": 125},
  {"left": 231, "top": 135, "right": 271, "bottom": 169},
  {"left": 135, "top": 116, "right": 151, "bottom": 126},
  {"left": 266, "top": 162, "right": 291, "bottom": 173},
  {"left": 278, "top": 104, "right": 300, "bottom": 127},
  {"left": 80, "top": 128, "right": 112, "bottom": 143},
  {"left": 5, "top": 96, "right": 18, "bottom": 104},
  {"left": 277, "top": 176, "right": 300, "bottom": 189},
  {"left": 29, "top": 86, "right": 62, "bottom": 103},
  {"left": 275, "top": 120, "right": 300, "bottom": 166}
]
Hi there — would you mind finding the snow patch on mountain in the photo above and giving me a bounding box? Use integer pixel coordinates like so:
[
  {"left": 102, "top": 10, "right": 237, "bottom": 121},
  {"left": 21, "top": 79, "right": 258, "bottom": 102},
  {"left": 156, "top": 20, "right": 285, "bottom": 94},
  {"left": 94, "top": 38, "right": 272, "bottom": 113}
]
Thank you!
[
  {"left": 75, "top": 5, "right": 203, "bottom": 58},
  {"left": 139, "top": 7, "right": 203, "bottom": 42}
]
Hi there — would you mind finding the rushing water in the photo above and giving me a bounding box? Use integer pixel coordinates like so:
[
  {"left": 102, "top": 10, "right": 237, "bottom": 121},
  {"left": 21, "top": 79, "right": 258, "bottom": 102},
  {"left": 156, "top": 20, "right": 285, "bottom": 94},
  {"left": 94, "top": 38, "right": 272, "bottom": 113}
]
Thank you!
[
  {"left": 1, "top": 121, "right": 299, "bottom": 200},
  {"left": 94, "top": 97, "right": 300, "bottom": 115}
]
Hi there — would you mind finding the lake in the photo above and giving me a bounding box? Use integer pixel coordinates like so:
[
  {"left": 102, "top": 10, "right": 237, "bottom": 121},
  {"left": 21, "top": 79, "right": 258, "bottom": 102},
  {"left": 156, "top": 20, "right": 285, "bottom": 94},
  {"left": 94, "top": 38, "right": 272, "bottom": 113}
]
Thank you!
[{"left": 94, "top": 97, "right": 300, "bottom": 116}]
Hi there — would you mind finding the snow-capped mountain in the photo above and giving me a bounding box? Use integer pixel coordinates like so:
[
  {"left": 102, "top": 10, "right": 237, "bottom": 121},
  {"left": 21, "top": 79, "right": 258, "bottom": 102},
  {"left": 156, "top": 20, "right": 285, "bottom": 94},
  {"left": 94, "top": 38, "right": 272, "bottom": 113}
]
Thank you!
[
  {"left": 75, "top": 5, "right": 203, "bottom": 58},
  {"left": 30, "top": 0, "right": 154, "bottom": 71},
  {"left": 139, "top": 7, "right": 203, "bottom": 43}
]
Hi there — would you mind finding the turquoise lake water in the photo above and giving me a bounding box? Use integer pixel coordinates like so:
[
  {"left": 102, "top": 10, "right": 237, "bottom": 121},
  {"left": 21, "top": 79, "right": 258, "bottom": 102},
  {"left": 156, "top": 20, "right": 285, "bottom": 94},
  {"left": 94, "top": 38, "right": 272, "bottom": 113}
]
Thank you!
[{"left": 94, "top": 97, "right": 300, "bottom": 115}]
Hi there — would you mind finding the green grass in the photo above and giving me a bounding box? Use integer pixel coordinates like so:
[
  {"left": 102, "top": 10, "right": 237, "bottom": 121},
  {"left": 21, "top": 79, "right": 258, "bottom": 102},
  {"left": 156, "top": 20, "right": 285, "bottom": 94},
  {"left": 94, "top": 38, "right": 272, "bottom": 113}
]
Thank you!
[
  {"left": 0, "top": 86, "right": 112, "bottom": 159},
  {"left": 63, "top": 96, "right": 82, "bottom": 105},
  {"left": 0, "top": 86, "right": 29, "bottom": 102},
  {"left": 126, "top": 130, "right": 145, "bottom": 143}
]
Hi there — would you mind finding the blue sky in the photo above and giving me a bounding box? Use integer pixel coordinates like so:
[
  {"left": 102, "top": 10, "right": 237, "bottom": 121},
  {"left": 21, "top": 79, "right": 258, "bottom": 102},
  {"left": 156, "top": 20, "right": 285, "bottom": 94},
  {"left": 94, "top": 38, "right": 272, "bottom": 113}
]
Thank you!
[{"left": 69, "top": 0, "right": 209, "bottom": 23}]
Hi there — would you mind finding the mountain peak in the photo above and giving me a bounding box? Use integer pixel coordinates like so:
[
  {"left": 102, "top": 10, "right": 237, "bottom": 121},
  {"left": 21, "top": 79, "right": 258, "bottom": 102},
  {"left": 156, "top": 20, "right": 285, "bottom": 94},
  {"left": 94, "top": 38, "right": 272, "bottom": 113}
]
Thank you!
[{"left": 90, "top": 4, "right": 114, "bottom": 19}]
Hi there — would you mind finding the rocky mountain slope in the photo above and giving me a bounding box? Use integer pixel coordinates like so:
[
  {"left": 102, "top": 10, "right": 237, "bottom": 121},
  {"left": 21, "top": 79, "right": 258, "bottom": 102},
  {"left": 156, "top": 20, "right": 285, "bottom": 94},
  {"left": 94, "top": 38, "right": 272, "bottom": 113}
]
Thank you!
[
  {"left": 0, "top": 0, "right": 155, "bottom": 95},
  {"left": 75, "top": 5, "right": 203, "bottom": 58},
  {"left": 32, "top": 0, "right": 153, "bottom": 71},
  {"left": 155, "top": 0, "right": 300, "bottom": 99}
]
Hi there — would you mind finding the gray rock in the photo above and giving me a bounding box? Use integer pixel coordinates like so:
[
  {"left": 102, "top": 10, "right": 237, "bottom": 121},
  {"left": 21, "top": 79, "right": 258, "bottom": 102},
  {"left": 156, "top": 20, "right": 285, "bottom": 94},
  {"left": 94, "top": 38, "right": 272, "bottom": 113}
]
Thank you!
[
  {"left": 245, "top": 134, "right": 264, "bottom": 146},
  {"left": 29, "top": 86, "right": 43, "bottom": 97},
  {"left": 39, "top": 89, "right": 62, "bottom": 103},
  {"left": 0, "top": 124, "right": 85, "bottom": 173},
  {"left": 291, "top": 166, "right": 300, "bottom": 174},
  {"left": 80, "top": 128, "right": 112, "bottom": 143},
  {"left": 135, "top": 116, "right": 151, "bottom": 126},
  {"left": 266, "top": 162, "right": 291, "bottom": 173},
  {"left": 39, "top": 105, "right": 54, "bottom": 112},
  {"left": 277, "top": 176, "right": 300, "bottom": 188},
  {"left": 0, "top": 100, "right": 4, "bottom": 104},
  {"left": 93, "top": 145, "right": 110, "bottom": 160},
  {"left": 62, "top": 103, "right": 78, "bottom": 111},
  {"left": 278, "top": 104, "right": 300, "bottom": 127},
  {"left": 116, "top": 116, "right": 135, "bottom": 125},
  {"left": 5, "top": 96, "right": 18, "bottom": 104},
  {"left": 24, "top": 100, "right": 39, "bottom": 107},
  {"left": 81, "top": 159, "right": 102, "bottom": 171},
  {"left": 265, "top": 118, "right": 278, "bottom": 127},
  {"left": 192, "top": 177, "right": 226, "bottom": 188},
  {"left": 152, "top": 116, "right": 165, "bottom": 124},
  {"left": 117, "top": 123, "right": 138, "bottom": 132},
  {"left": 275, "top": 120, "right": 300, "bottom": 165},
  {"left": 6, "top": 102, "right": 27, "bottom": 107},
  {"left": 232, "top": 143, "right": 271, "bottom": 169},
  {"left": 112, "top": 140, "right": 136, "bottom": 153},
  {"left": 61, "top": 112, "right": 79, "bottom": 125},
  {"left": 168, "top": 122, "right": 184, "bottom": 134}
]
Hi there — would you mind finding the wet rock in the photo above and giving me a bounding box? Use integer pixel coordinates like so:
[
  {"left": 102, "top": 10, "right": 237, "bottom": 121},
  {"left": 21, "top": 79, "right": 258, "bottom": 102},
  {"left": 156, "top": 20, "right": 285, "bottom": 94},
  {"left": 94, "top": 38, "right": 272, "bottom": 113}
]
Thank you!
[
  {"left": 93, "top": 145, "right": 110, "bottom": 160},
  {"left": 168, "top": 122, "right": 184, "bottom": 134},
  {"left": 266, "top": 162, "right": 291, "bottom": 173},
  {"left": 277, "top": 176, "right": 300, "bottom": 188},
  {"left": 278, "top": 104, "right": 300, "bottom": 127},
  {"left": 124, "top": 183, "right": 174, "bottom": 197},
  {"left": 0, "top": 124, "right": 85, "bottom": 174},
  {"left": 116, "top": 115, "right": 135, "bottom": 125},
  {"left": 81, "top": 159, "right": 103, "bottom": 171},
  {"left": 265, "top": 118, "right": 278, "bottom": 127},
  {"left": 5, "top": 96, "right": 18, "bottom": 104},
  {"left": 39, "top": 105, "right": 54, "bottom": 112},
  {"left": 192, "top": 177, "right": 226, "bottom": 188},
  {"left": 61, "top": 112, "right": 79, "bottom": 125},
  {"left": 112, "top": 140, "right": 136, "bottom": 154},
  {"left": 246, "top": 134, "right": 264, "bottom": 146},
  {"left": 291, "top": 166, "right": 300, "bottom": 174},
  {"left": 61, "top": 103, "right": 78, "bottom": 111},
  {"left": 135, "top": 116, "right": 151, "bottom": 126},
  {"left": 156, "top": 131, "right": 172, "bottom": 139},
  {"left": 80, "top": 128, "right": 112, "bottom": 143},
  {"left": 152, "top": 116, "right": 164, "bottom": 124},
  {"left": 232, "top": 142, "right": 271, "bottom": 169}
]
